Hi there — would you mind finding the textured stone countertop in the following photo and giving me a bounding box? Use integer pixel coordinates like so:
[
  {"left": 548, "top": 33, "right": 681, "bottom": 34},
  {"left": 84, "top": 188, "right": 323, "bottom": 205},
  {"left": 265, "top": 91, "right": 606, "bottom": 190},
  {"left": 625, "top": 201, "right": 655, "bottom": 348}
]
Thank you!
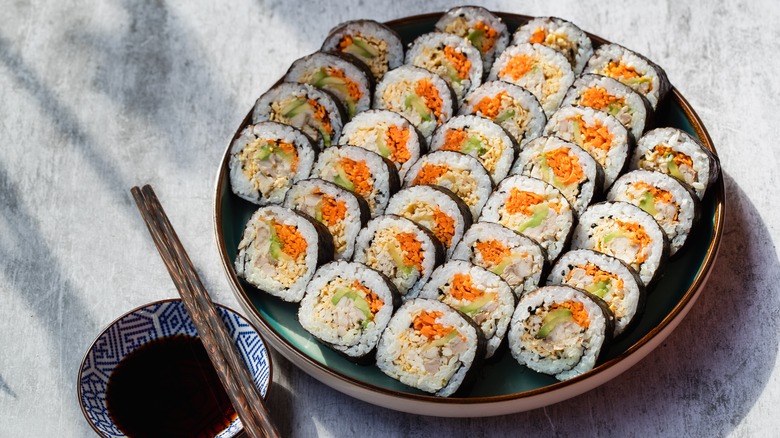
[{"left": 2, "top": 1, "right": 778, "bottom": 436}]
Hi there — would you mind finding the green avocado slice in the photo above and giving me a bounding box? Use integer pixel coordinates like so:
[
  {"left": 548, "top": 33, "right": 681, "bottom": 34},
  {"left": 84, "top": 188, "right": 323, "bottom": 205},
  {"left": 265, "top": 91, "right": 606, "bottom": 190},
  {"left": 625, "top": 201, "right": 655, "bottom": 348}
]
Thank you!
[
  {"left": 571, "top": 119, "right": 583, "bottom": 146},
  {"left": 459, "top": 293, "right": 494, "bottom": 316},
  {"left": 494, "top": 110, "right": 515, "bottom": 124},
  {"left": 462, "top": 136, "right": 486, "bottom": 155},
  {"left": 351, "top": 38, "right": 378, "bottom": 58},
  {"left": 585, "top": 280, "right": 611, "bottom": 298},
  {"left": 255, "top": 143, "right": 273, "bottom": 161},
  {"left": 331, "top": 287, "right": 373, "bottom": 327},
  {"left": 431, "top": 329, "right": 459, "bottom": 347},
  {"left": 467, "top": 29, "right": 485, "bottom": 51},
  {"left": 332, "top": 165, "right": 355, "bottom": 191},
  {"left": 536, "top": 308, "right": 573, "bottom": 339},
  {"left": 404, "top": 93, "right": 433, "bottom": 122},
  {"left": 517, "top": 203, "right": 549, "bottom": 234},
  {"left": 638, "top": 191, "right": 659, "bottom": 216},
  {"left": 665, "top": 154, "right": 685, "bottom": 180},
  {"left": 280, "top": 98, "right": 309, "bottom": 118}
]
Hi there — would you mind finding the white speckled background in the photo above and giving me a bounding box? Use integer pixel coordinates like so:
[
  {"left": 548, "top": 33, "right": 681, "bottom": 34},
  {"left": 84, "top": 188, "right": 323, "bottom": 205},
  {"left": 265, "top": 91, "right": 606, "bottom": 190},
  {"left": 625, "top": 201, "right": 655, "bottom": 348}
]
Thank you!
[{"left": 1, "top": 1, "right": 778, "bottom": 436}]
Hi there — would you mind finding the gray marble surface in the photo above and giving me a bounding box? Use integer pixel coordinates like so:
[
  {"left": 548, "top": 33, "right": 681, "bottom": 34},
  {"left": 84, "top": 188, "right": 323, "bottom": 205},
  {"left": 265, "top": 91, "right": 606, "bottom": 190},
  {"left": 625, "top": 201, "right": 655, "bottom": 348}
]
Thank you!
[{"left": 1, "top": 0, "right": 778, "bottom": 436}]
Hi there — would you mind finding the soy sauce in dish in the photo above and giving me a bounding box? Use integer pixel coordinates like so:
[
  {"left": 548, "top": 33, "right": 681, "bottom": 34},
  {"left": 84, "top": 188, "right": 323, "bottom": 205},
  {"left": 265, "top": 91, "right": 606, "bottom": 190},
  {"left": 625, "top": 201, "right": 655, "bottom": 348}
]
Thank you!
[{"left": 105, "top": 334, "right": 237, "bottom": 438}]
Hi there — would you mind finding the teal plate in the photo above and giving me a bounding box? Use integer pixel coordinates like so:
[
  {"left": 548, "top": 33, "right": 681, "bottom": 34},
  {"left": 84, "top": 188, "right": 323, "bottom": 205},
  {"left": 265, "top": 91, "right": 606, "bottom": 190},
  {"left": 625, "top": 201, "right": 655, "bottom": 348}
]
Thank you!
[{"left": 213, "top": 12, "right": 725, "bottom": 416}]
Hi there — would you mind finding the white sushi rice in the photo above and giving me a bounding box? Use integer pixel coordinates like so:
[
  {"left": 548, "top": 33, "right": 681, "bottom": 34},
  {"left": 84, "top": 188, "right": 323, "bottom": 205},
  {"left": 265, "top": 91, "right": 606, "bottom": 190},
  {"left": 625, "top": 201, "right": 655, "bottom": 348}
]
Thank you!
[
  {"left": 479, "top": 175, "right": 574, "bottom": 261},
  {"left": 571, "top": 201, "right": 669, "bottom": 285},
  {"left": 561, "top": 74, "right": 650, "bottom": 141},
  {"left": 384, "top": 185, "right": 472, "bottom": 257},
  {"left": 376, "top": 298, "right": 482, "bottom": 396},
  {"left": 283, "top": 178, "right": 367, "bottom": 260},
  {"left": 489, "top": 43, "right": 575, "bottom": 116},
  {"left": 418, "top": 260, "right": 515, "bottom": 358},
  {"left": 512, "top": 17, "right": 594, "bottom": 75},
  {"left": 545, "top": 105, "right": 631, "bottom": 189},
  {"left": 584, "top": 43, "right": 670, "bottom": 109},
  {"left": 402, "top": 150, "right": 493, "bottom": 218},
  {"left": 339, "top": 109, "right": 422, "bottom": 180},
  {"left": 508, "top": 285, "right": 610, "bottom": 380},
  {"left": 405, "top": 32, "right": 483, "bottom": 102},
  {"left": 607, "top": 169, "right": 698, "bottom": 255},
  {"left": 429, "top": 114, "right": 517, "bottom": 182},
  {"left": 459, "top": 81, "right": 546, "bottom": 146},
  {"left": 510, "top": 135, "right": 603, "bottom": 216},
  {"left": 352, "top": 215, "right": 441, "bottom": 299},
  {"left": 229, "top": 122, "right": 315, "bottom": 205},
  {"left": 451, "top": 222, "right": 546, "bottom": 298},
  {"left": 548, "top": 249, "right": 643, "bottom": 336},
  {"left": 235, "top": 206, "right": 324, "bottom": 302},
  {"left": 631, "top": 127, "right": 716, "bottom": 199},
  {"left": 298, "top": 261, "right": 397, "bottom": 358}
]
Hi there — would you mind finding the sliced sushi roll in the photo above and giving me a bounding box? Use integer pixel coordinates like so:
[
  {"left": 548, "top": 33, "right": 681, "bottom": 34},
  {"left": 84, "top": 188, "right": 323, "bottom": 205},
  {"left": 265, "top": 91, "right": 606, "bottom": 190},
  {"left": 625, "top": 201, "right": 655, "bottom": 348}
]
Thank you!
[
  {"left": 235, "top": 206, "right": 334, "bottom": 302},
  {"left": 607, "top": 170, "right": 699, "bottom": 256},
  {"left": 451, "top": 222, "right": 547, "bottom": 298},
  {"left": 311, "top": 145, "right": 400, "bottom": 217},
  {"left": 353, "top": 215, "right": 445, "bottom": 299},
  {"left": 434, "top": 5, "right": 509, "bottom": 72},
  {"left": 376, "top": 298, "right": 486, "bottom": 396},
  {"left": 561, "top": 74, "right": 652, "bottom": 141},
  {"left": 545, "top": 105, "right": 632, "bottom": 189},
  {"left": 283, "top": 178, "right": 370, "bottom": 260},
  {"left": 631, "top": 127, "right": 719, "bottom": 199},
  {"left": 512, "top": 17, "right": 594, "bottom": 75},
  {"left": 418, "top": 260, "right": 515, "bottom": 358},
  {"left": 479, "top": 175, "right": 575, "bottom": 262},
  {"left": 584, "top": 43, "right": 671, "bottom": 109},
  {"left": 284, "top": 51, "right": 374, "bottom": 119},
  {"left": 510, "top": 136, "right": 604, "bottom": 216},
  {"left": 405, "top": 32, "right": 483, "bottom": 103},
  {"left": 321, "top": 19, "right": 404, "bottom": 80},
  {"left": 338, "top": 109, "right": 424, "bottom": 180},
  {"left": 373, "top": 65, "right": 456, "bottom": 138},
  {"left": 548, "top": 249, "right": 645, "bottom": 336},
  {"left": 488, "top": 43, "right": 575, "bottom": 116},
  {"left": 385, "top": 185, "right": 473, "bottom": 257},
  {"left": 229, "top": 122, "right": 316, "bottom": 205},
  {"left": 298, "top": 261, "right": 401, "bottom": 363},
  {"left": 403, "top": 150, "right": 493, "bottom": 218},
  {"left": 252, "top": 82, "right": 345, "bottom": 150},
  {"left": 508, "top": 285, "right": 613, "bottom": 381},
  {"left": 571, "top": 201, "right": 669, "bottom": 286},
  {"left": 429, "top": 114, "right": 517, "bottom": 182},
  {"left": 459, "top": 81, "right": 546, "bottom": 146}
]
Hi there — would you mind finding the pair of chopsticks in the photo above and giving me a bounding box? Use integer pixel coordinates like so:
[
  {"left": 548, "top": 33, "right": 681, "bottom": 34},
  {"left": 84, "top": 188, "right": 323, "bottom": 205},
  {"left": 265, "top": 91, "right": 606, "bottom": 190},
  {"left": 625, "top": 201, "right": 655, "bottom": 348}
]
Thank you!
[{"left": 131, "top": 185, "right": 280, "bottom": 438}]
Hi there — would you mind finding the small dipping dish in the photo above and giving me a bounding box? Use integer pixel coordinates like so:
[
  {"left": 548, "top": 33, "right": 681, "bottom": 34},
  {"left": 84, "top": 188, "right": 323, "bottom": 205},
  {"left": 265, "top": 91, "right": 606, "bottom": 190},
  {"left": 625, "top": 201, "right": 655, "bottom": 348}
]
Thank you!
[{"left": 77, "top": 298, "right": 273, "bottom": 438}]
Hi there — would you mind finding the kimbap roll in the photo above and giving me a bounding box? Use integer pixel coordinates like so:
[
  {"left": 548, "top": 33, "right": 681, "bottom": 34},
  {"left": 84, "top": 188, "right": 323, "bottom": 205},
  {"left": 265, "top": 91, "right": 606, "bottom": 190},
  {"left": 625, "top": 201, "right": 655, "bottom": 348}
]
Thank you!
[
  {"left": 385, "top": 185, "right": 473, "bottom": 257},
  {"left": 548, "top": 249, "right": 645, "bottom": 336},
  {"left": 508, "top": 285, "right": 613, "bottom": 381},
  {"left": 252, "top": 82, "right": 345, "bottom": 150},
  {"left": 544, "top": 105, "right": 632, "bottom": 189},
  {"left": 321, "top": 19, "right": 404, "bottom": 80},
  {"left": 451, "top": 222, "right": 547, "bottom": 298},
  {"left": 631, "top": 127, "right": 719, "bottom": 199},
  {"left": 479, "top": 175, "right": 575, "bottom": 262},
  {"left": 338, "top": 109, "right": 424, "bottom": 179},
  {"left": 403, "top": 150, "right": 493, "bottom": 218},
  {"left": 571, "top": 201, "right": 669, "bottom": 286},
  {"left": 405, "top": 32, "right": 483, "bottom": 102},
  {"left": 235, "top": 206, "right": 334, "bottom": 302},
  {"left": 512, "top": 17, "right": 594, "bottom": 75},
  {"left": 298, "top": 261, "right": 401, "bottom": 362},
  {"left": 488, "top": 43, "right": 575, "bottom": 116},
  {"left": 607, "top": 170, "right": 699, "bottom": 255},
  {"left": 284, "top": 51, "right": 374, "bottom": 118},
  {"left": 418, "top": 260, "right": 515, "bottom": 358},
  {"left": 584, "top": 43, "right": 671, "bottom": 109},
  {"left": 459, "top": 80, "right": 546, "bottom": 146},
  {"left": 434, "top": 6, "right": 509, "bottom": 72},
  {"left": 429, "top": 114, "right": 518, "bottom": 182},
  {"left": 310, "top": 145, "right": 400, "bottom": 217},
  {"left": 283, "top": 178, "right": 370, "bottom": 260},
  {"left": 510, "top": 135, "right": 604, "bottom": 216},
  {"left": 373, "top": 65, "right": 457, "bottom": 138},
  {"left": 352, "top": 215, "right": 445, "bottom": 299},
  {"left": 376, "top": 298, "right": 485, "bottom": 396},
  {"left": 229, "top": 122, "right": 316, "bottom": 205}
]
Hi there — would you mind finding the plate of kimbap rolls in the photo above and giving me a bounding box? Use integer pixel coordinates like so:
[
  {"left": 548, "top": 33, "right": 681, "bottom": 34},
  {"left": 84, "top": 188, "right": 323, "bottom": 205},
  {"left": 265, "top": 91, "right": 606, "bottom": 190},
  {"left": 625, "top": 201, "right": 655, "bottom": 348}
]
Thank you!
[{"left": 213, "top": 7, "right": 725, "bottom": 417}]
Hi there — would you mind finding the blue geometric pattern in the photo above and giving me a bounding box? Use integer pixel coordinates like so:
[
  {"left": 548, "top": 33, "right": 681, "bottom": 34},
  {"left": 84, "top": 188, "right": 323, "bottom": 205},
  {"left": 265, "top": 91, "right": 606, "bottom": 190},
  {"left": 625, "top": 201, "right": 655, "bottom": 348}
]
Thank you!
[{"left": 78, "top": 300, "right": 271, "bottom": 437}]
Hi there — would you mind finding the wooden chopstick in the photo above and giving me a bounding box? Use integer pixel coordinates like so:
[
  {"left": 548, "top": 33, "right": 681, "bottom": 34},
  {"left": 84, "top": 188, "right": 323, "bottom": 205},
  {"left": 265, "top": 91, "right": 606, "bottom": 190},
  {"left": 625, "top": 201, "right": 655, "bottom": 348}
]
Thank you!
[{"left": 131, "top": 185, "right": 280, "bottom": 438}]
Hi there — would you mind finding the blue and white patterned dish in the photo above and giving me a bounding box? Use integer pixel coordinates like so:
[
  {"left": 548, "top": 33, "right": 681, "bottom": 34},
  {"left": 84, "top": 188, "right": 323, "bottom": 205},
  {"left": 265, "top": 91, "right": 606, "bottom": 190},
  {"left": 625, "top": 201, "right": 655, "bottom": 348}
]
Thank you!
[{"left": 77, "top": 299, "right": 272, "bottom": 438}]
